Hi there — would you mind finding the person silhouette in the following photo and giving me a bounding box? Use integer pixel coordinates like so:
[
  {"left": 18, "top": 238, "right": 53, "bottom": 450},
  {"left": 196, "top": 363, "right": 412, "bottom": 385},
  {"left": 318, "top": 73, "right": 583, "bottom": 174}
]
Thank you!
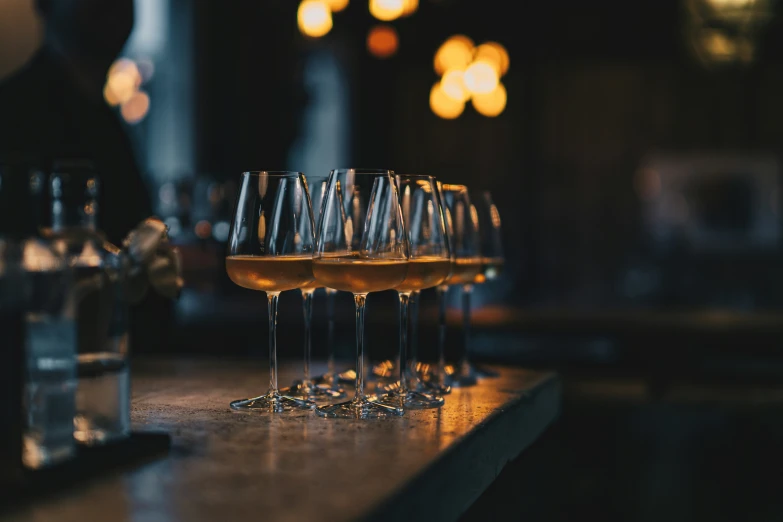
[
  {"left": 0, "top": 0, "right": 173, "bottom": 353},
  {"left": 0, "top": 0, "right": 151, "bottom": 245}
]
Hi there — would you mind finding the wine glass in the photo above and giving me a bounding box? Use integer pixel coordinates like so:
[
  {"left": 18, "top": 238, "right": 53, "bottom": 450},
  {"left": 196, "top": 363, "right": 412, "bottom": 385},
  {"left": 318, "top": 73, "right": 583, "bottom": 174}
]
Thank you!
[
  {"left": 378, "top": 175, "right": 450, "bottom": 410},
  {"left": 408, "top": 182, "right": 454, "bottom": 396},
  {"left": 467, "top": 190, "right": 505, "bottom": 378},
  {"left": 312, "top": 169, "right": 409, "bottom": 419},
  {"left": 283, "top": 174, "right": 345, "bottom": 400},
  {"left": 225, "top": 171, "right": 316, "bottom": 412},
  {"left": 439, "top": 184, "right": 482, "bottom": 388}
]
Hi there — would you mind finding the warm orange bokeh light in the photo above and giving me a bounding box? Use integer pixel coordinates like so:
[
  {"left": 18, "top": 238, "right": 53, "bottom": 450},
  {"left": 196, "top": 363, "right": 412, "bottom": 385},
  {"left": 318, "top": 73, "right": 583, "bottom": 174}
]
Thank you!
[
  {"left": 103, "top": 83, "right": 121, "bottom": 106},
  {"left": 470, "top": 82, "right": 506, "bottom": 117},
  {"left": 194, "top": 220, "right": 212, "bottom": 239},
  {"left": 104, "top": 58, "right": 141, "bottom": 106},
  {"left": 463, "top": 60, "right": 499, "bottom": 95},
  {"left": 108, "top": 58, "right": 141, "bottom": 86},
  {"left": 325, "top": 0, "right": 350, "bottom": 12},
  {"left": 433, "top": 35, "right": 474, "bottom": 76},
  {"left": 369, "top": 0, "right": 404, "bottom": 21},
  {"left": 120, "top": 90, "right": 150, "bottom": 124},
  {"left": 473, "top": 41, "right": 509, "bottom": 77},
  {"left": 367, "top": 25, "right": 399, "bottom": 58},
  {"left": 430, "top": 82, "right": 465, "bottom": 119},
  {"left": 298, "top": 0, "right": 333, "bottom": 38},
  {"left": 402, "top": 0, "right": 418, "bottom": 16},
  {"left": 440, "top": 68, "right": 470, "bottom": 102}
]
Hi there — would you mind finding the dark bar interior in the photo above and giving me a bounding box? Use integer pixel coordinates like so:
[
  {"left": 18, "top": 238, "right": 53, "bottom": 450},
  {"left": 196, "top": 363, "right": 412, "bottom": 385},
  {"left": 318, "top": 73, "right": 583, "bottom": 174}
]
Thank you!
[{"left": 1, "top": 0, "right": 783, "bottom": 520}]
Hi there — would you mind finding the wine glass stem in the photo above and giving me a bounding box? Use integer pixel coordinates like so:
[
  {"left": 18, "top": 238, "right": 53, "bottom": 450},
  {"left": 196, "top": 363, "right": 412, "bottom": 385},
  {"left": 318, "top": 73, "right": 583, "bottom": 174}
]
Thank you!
[
  {"left": 437, "top": 285, "right": 448, "bottom": 385},
  {"left": 267, "top": 292, "right": 280, "bottom": 394},
  {"left": 461, "top": 284, "right": 473, "bottom": 368},
  {"left": 398, "top": 292, "right": 410, "bottom": 394},
  {"left": 301, "top": 290, "right": 314, "bottom": 385},
  {"left": 326, "top": 290, "right": 336, "bottom": 379},
  {"left": 409, "top": 290, "right": 420, "bottom": 374},
  {"left": 353, "top": 294, "right": 367, "bottom": 401}
]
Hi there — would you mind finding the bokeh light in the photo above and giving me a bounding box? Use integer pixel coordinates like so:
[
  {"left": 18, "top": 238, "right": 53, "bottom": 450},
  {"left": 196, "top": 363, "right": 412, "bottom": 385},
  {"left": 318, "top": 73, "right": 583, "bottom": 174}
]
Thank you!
[
  {"left": 104, "top": 58, "right": 141, "bottom": 106},
  {"left": 430, "top": 82, "right": 465, "bottom": 119},
  {"left": 440, "top": 69, "right": 470, "bottom": 102},
  {"left": 402, "top": 0, "right": 419, "bottom": 16},
  {"left": 120, "top": 90, "right": 150, "bottom": 124},
  {"left": 108, "top": 58, "right": 141, "bottom": 85},
  {"left": 212, "top": 221, "right": 230, "bottom": 242},
  {"left": 298, "top": 0, "right": 333, "bottom": 38},
  {"left": 194, "top": 220, "right": 212, "bottom": 240},
  {"left": 473, "top": 42, "right": 509, "bottom": 77},
  {"left": 433, "top": 35, "right": 474, "bottom": 76},
  {"left": 103, "top": 83, "right": 122, "bottom": 106},
  {"left": 369, "top": 0, "right": 404, "bottom": 21},
  {"left": 325, "top": 0, "right": 350, "bottom": 12},
  {"left": 470, "top": 82, "right": 506, "bottom": 117},
  {"left": 367, "top": 25, "right": 399, "bottom": 58},
  {"left": 463, "top": 60, "right": 499, "bottom": 95}
]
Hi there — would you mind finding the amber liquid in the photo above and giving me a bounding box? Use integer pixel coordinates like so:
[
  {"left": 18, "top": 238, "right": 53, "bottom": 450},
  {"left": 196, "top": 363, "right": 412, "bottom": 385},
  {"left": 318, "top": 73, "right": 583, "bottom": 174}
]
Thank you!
[
  {"left": 225, "top": 255, "right": 314, "bottom": 292},
  {"left": 443, "top": 257, "right": 483, "bottom": 286},
  {"left": 474, "top": 257, "right": 504, "bottom": 283},
  {"left": 312, "top": 257, "right": 409, "bottom": 294},
  {"left": 299, "top": 281, "right": 322, "bottom": 293},
  {"left": 394, "top": 257, "right": 451, "bottom": 293}
]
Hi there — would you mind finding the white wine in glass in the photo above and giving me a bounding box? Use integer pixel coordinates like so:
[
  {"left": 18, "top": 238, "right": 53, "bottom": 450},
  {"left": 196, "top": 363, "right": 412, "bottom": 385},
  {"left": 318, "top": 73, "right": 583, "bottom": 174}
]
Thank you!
[
  {"left": 282, "top": 174, "right": 347, "bottom": 401},
  {"left": 439, "top": 183, "right": 481, "bottom": 388},
  {"left": 378, "top": 174, "right": 451, "bottom": 410},
  {"left": 225, "top": 171, "right": 317, "bottom": 413},
  {"left": 312, "top": 168, "right": 409, "bottom": 419}
]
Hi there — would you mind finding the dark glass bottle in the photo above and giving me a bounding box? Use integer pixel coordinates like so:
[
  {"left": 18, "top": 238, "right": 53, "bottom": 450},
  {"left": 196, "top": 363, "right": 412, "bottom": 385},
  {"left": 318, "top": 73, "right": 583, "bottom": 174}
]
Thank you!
[
  {"left": 0, "top": 154, "right": 75, "bottom": 473},
  {"left": 47, "top": 160, "right": 130, "bottom": 445}
]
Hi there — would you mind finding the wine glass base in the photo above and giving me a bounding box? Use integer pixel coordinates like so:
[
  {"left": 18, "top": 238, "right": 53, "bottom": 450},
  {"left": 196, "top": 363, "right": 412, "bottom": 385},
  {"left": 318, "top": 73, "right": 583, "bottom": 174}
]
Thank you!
[
  {"left": 230, "top": 391, "right": 315, "bottom": 412},
  {"left": 282, "top": 380, "right": 347, "bottom": 400},
  {"left": 337, "top": 368, "right": 393, "bottom": 385},
  {"left": 376, "top": 375, "right": 451, "bottom": 396},
  {"left": 379, "top": 390, "right": 444, "bottom": 410},
  {"left": 313, "top": 372, "right": 335, "bottom": 385},
  {"left": 413, "top": 377, "right": 452, "bottom": 395},
  {"left": 315, "top": 398, "right": 404, "bottom": 419},
  {"left": 445, "top": 363, "right": 479, "bottom": 388},
  {"left": 371, "top": 359, "right": 397, "bottom": 379}
]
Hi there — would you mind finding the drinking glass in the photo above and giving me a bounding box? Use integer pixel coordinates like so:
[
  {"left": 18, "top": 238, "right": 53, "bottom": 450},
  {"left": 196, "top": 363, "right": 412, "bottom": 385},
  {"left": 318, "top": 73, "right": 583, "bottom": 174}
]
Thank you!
[
  {"left": 378, "top": 175, "right": 449, "bottom": 410},
  {"left": 467, "top": 190, "right": 505, "bottom": 378},
  {"left": 440, "top": 184, "right": 482, "bottom": 387},
  {"left": 284, "top": 174, "right": 345, "bottom": 400},
  {"left": 226, "top": 171, "right": 316, "bottom": 412},
  {"left": 312, "top": 169, "right": 409, "bottom": 419}
]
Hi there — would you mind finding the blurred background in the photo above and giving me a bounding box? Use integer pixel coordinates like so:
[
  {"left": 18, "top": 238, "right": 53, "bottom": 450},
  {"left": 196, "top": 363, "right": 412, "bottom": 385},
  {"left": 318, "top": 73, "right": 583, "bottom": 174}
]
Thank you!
[{"left": 3, "top": 0, "right": 783, "bottom": 520}]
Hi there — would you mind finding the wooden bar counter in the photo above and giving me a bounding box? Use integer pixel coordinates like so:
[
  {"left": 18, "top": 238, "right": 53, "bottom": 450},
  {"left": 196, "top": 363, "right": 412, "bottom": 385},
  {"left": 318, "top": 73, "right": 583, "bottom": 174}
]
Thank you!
[{"left": 6, "top": 358, "right": 560, "bottom": 522}]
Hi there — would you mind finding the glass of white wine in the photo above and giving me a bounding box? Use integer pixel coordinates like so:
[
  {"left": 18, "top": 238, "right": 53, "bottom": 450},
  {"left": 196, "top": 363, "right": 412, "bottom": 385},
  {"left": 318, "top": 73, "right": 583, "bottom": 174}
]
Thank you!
[
  {"left": 283, "top": 174, "right": 345, "bottom": 401},
  {"left": 312, "top": 169, "right": 409, "bottom": 419},
  {"left": 377, "top": 174, "right": 450, "bottom": 410},
  {"left": 466, "top": 189, "right": 505, "bottom": 378},
  {"left": 440, "top": 184, "right": 483, "bottom": 388},
  {"left": 225, "top": 171, "right": 317, "bottom": 412}
]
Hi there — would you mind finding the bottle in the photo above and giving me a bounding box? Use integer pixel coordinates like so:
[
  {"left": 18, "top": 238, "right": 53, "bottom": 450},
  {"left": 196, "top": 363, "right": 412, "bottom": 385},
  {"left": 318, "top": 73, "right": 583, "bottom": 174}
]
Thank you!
[
  {"left": 0, "top": 154, "right": 77, "bottom": 471},
  {"left": 46, "top": 159, "right": 130, "bottom": 445}
]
